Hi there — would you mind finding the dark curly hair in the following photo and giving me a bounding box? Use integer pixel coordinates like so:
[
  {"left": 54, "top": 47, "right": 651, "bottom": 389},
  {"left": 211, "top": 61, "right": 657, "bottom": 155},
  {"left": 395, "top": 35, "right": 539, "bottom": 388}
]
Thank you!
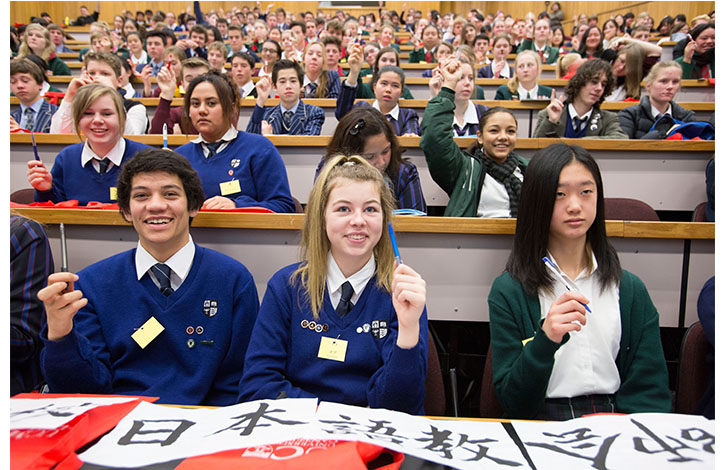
[
  {"left": 116, "top": 148, "right": 205, "bottom": 218},
  {"left": 564, "top": 58, "right": 614, "bottom": 106}
]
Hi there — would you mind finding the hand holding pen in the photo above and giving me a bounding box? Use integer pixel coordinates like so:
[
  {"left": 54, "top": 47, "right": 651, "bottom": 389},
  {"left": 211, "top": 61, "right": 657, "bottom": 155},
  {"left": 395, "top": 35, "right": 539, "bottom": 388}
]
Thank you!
[
  {"left": 541, "top": 257, "right": 590, "bottom": 344},
  {"left": 388, "top": 222, "right": 426, "bottom": 349}
]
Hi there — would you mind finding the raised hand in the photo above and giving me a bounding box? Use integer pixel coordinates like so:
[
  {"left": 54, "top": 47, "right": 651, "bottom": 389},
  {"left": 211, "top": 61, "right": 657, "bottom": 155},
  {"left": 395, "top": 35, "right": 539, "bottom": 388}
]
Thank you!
[
  {"left": 391, "top": 262, "right": 427, "bottom": 349},
  {"left": 545, "top": 90, "right": 565, "bottom": 124}
]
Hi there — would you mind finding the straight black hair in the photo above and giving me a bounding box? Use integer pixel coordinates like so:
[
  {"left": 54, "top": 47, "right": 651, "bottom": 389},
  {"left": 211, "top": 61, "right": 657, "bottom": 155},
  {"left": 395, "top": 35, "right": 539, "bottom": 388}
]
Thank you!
[{"left": 505, "top": 143, "right": 621, "bottom": 296}]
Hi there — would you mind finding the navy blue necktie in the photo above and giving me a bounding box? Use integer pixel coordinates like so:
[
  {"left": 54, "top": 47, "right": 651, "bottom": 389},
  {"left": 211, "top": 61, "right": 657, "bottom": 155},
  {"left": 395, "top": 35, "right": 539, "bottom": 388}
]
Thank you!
[
  {"left": 205, "top": 141, "right": 223, "bottom": 157},
  {"left": 336, "top": 281, "right": 354, "bottom": 318},
  {"left": 573, "top": 117, "right": 587, "bottom": 134},
  {"left": 283, "top": 110, "right": 293, "bottom": 129},
  {"left": 24, "top": 108, "right": 36, "bottom": 132},
  {"left": 152, "top": 263, "right": 174, "bottom": 296},
  {"left": 306, "top": 82, "right": 318, "bottom": 97},
  {"left": 97, "top": 158, "right": 110, "bottom": 174}
]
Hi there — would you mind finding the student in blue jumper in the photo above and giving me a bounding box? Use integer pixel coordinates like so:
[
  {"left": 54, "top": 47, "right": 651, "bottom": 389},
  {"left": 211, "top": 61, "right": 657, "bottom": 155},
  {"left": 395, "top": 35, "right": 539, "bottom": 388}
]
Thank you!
[
  {"left": 246, "top": 59, "right": 325, "bottom": 136},
  {"left": 175, "top": 71, "right": 296, "bottom": 212},
  {"left": 240, "top": 155, "right": 429, "bottom": 414},
  {"left": 336, "top": 43, "right": 420, "bottom": 137},
  {"left": 26, "top": 83, "right": 149, "bottom": 204},
  {"left": 37, "top": 148, "right": 260, "bottom": 406},
  {"left": 488, "top": 143, "right": 670, "bottom": 420}
]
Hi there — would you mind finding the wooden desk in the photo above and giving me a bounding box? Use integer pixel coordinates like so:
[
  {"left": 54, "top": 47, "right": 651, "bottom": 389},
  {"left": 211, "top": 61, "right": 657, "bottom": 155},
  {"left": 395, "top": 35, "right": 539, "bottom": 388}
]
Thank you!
[
  {"left": 10, "top": 208, "right": 713, "bottom": 329},
  {"left": 10, "top": 135, "right": 713, "bottom": 213}
]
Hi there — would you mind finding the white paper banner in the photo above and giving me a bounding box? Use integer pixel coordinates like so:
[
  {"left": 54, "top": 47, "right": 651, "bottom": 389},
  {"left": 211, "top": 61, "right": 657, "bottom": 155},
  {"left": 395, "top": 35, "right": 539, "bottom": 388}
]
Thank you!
[
  {"left": 78, "top": 398, "right": 319, "bottom": 468},
  {"left": 513, "top": 413, "right": 715, "bottom": 470},
  {"left": 10, "top": 397, "right": 139, "bottom": 430},
  {"left": 308, "top": 401, "right": 528, "bottom": 470}
]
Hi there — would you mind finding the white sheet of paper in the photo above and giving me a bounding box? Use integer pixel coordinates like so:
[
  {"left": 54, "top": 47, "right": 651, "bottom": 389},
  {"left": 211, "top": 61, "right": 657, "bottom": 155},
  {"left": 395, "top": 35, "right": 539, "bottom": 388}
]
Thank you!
[
  {"left": 513, "top": 413, "right": 715, "bottom": 470},
  {"left": 308, "top": 401, "right": 527, "bottom": 470},
  {"left": 78, "top": 398, "right": 319, "bottom": 467},
  {"left": 10, "top": 397, "right": 139, "bottom": 430}
]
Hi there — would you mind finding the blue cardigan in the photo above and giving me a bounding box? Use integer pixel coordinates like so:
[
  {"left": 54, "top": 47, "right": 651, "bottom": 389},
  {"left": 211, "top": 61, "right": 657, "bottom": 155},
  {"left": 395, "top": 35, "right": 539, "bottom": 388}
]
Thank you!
[{"left": 240, "top": 262, "right": 428, "bottom": 414}]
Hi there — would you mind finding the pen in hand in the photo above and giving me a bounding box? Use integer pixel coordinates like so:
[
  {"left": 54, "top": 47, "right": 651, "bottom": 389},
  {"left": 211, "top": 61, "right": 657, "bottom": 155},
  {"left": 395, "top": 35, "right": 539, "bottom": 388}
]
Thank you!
[
  {"left": 387, "top": 222, "right": 402, "bottom": 265},
  {"left": 542, "top": 256, "right": 591, "bottom": 313}
]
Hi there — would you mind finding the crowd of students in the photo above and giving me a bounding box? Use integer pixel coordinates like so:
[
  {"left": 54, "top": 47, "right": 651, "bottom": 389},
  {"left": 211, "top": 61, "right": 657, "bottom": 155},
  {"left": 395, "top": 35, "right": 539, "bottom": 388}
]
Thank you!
[{"left": 9, "top": 3, "right": 715, "bottom": 421}]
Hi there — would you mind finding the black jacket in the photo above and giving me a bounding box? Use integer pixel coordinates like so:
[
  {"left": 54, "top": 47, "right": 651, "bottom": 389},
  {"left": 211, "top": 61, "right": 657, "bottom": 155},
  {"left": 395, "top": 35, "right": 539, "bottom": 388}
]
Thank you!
[{"left": 618, "top": 95, "right": 695, "bottom": 139}]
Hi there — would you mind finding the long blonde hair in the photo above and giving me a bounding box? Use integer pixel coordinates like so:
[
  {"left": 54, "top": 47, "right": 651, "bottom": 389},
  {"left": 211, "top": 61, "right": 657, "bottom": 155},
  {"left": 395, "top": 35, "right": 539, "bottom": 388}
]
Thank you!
[
  {"left": 304, "top": 41, "right": 330, "bottom": 98},
  {"left": 18, "top": 24, "right": 55, "bottom": 61},
  {"left": 507, "top": 50, "right": 542, "bottom": 93},
  {"left": 292, "top": 155, "right": 395, "bottom": 319}
]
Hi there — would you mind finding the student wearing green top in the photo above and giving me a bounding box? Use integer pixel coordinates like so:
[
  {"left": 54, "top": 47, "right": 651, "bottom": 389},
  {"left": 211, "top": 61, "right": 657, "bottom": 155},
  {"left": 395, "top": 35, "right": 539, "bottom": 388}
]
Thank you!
[
  {"left": 488, "top": 143, "right": 670, "bottom": 420},
  {"left": 17, "top": 24, "right": 71, "bottom": 76},
  {"left": 421, "top": 58, "right": 528, "bottom": 218},
  {"left": 517, "top": 18, "right": 560, "bottom": 65},
  {"left": 675, "top": 22, "right": 715, "bottom": 79},
  {"left": 376, "top": 22, "right": 400, "bottom": 53},
  {"left": 495, "top": 50, "right": 553, "bottom": 100},
  {"left": 408, "top": 24, "right": 441, "bottom": 63}
]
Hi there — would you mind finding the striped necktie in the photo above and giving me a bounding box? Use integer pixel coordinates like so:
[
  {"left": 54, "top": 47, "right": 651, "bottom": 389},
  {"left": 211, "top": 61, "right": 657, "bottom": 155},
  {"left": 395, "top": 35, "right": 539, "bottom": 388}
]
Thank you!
[
  {"left": 24, "top": 108, "right": 36, "bottom": 132},
  {"left": 151, "top": 263, "right": 174, "bottom": 296}
]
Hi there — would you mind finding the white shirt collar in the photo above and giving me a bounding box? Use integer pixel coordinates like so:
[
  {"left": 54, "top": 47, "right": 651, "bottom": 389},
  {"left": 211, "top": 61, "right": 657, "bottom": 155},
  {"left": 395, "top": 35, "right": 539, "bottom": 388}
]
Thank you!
[
  {"left": 568, "top": 103, "right": 593, "bottom": 122},
  {"left": 280, "top": 99, "right": 300, "bottom": 114},
  {"left": 372, "top": 101, "right": 400, "bottom": 120},
  {"left": 81, "top": 137, "right": 126, "bottom": 169},
  {"left": 122, "top": 82, "right": 136, "bottom": 98},
  {"left": 239, "top": 80, "right": 255, "bottom": 97},
  {"left": 326, "top": 251, "right": 376, "bottom": 307},
  {"left": 303, "top": 74, "right": 319, "bottom": 87},
  {"left": 517, "top": 83, "right": 539, "bottom": 99},
  {"left": 191, "top": 126, "right": 238, "bottom": 144},
  {"left": 650, "top": 101, "right": 672, "bottom": 119},
  {"left": 20, "top": 97, "right": 44, "bottom": 113},
  {"left": 135, "top": 235, "right": 195, "bottom": 290},
  {"left": 462, "top": 100, "right": 479, "bottom": 124}
]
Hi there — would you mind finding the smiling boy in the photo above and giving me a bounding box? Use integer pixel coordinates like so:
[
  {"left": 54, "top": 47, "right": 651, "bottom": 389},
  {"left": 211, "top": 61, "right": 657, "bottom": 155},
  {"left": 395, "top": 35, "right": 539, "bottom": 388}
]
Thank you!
[
  {"left": 246, "top": 59, "right": 324, "bottom": 135},
  {"left": 38, "top": 149, "right": 259, "bottom": 405}
]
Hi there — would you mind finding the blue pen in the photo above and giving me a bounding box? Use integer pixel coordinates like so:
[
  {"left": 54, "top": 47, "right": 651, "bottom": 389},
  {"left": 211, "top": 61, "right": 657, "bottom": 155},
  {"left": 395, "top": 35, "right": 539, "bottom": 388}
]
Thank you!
[
  {"left": 387, "top": 222, "right": 402, "bottom": 265},
  {"left": 542, "top": 257, "right": 592, "bottom": 313},
  {"left": 30, "top": 132, "right": 41, "bottom": 161},
  {"left": 163, "top": 123, "right": 168, "bottom": 149}
]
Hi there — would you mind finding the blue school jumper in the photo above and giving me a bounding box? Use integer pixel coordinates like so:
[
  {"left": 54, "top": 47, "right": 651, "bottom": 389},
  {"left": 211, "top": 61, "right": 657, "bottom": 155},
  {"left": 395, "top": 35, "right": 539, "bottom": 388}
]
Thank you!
[
  {"left": 240, "top": 262, "right": 428, "bottom": 414},
  {"left": 40, "top": 246, "right": 259, "bottom": 406},
  {"left": 34, "top": 139, "right": 149, "bottom": 204},
  {"left": 175, "top": 130, "right": 296, "bottom": 213}
]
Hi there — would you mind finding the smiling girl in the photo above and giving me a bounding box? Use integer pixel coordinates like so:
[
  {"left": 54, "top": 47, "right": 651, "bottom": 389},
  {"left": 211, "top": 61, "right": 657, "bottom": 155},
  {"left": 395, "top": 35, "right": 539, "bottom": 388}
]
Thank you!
[
  {"left": 240, "top": 155, "right": 428, "bottom": 414},
  {"left": 26, "top": 84, "right": 149, "bottom": 204},
  {"left": 488, "top": 143, "right": 670, "bottom": 420},
  {"left": 302, "top": 41, "right": 341, "bottom": 98},
  {"left": 422, "top": 58, "right": 528, "bottom": 218}
]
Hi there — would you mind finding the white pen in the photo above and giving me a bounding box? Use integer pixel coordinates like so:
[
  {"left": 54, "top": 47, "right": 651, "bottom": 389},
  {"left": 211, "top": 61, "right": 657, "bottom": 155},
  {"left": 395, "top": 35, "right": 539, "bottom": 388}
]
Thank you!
[{"left": 542, "top": 256, "right": 592, "bottom": 313}]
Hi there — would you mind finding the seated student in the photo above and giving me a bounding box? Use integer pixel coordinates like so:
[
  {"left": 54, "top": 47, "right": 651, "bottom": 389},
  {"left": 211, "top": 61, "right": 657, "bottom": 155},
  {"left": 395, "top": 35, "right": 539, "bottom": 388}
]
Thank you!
[
  {"left": 28, "top": 83, "right": 149, "bottom": 204},
  {"left": 149, "top": 58, "right": 209, "bottom": 135},
  {"left": 376, "top": 21, "right": 400, "bottom": 53},
  {"left": 178, "top": 24, "right": 209, "bottom": 59},
  {"left": 37, "top": 148, "right": 259, "bottom": 406},
  {"left": 428, "top": 54, "right": 488, "bottom": 137},
  {"left": 206, "top": 41, "right": 228, "bottom": 73},
  {"left": 175, "top": 71, "right": 296, "bottom": 212},
  {"left": 255, "top": 39, "right": 282, "bottom": 78},
  {"left": 422, "top": 59, "right": 526, "bottom": 218},
  {"left": 518, "top": 18, "right": 560, "bottom": 65},
  {"left": 408, "top": 24, "right": 441, "bottom": 63},
  {"left": 357, "top": 47, "right": 414, "bottom": 99},
  {"left": 473, "top": 33, "right": 491, "bottom": 65},
  {"left": 247, "top": 19, "right": 269, "bottom": 56},
  {"left": 337, "top": 45, "right": 420, "bottom": 136},
  {"left": 556, "top": 52, "right": 584, "bottom": 79},
  {"left": 303, "top": 41, "right": 342, "bottom": 99},
  {"left": 125, "top": 31, "right": 148, "bottom": 67},
  {"left": 50, "top": 52, "right": 148, "bottom": 135},
  {"left": 11, "top": 214, "right": 54, "bottom": 395},
  {"left": 288, "top": 21, "right": 309, "bottom": 58},
  {"left": 318, "top": 107, "right": 426, "bottom": 212},
  {"left": 227, "top": 25, "right": 258, "bottom": 63},
  {"left": 135, "top": 30, "right": 166, "bottom": 76},
  {"left": 247, "top": 59, "right": 324, "bottom": 136},
  {"left": 603, "top": 38, "right": 662, "bottom": 102},
  {"left": 17, "top": 24, "right": 71, "bottom": 76},
  {"left": 10, "top": 58, "right": 58, "bottom": 133},
  {"left": 619, "top": 62, "right": 695, "bottom": 139},
  {"left": 495, "top": 50, "right": 553, "bottom": 100},
  {"left": 361, "top": 42, "right": 381, "bottom": 76},
  {"left": 141, "top": 45, "right": 185, "bottom": 98},
  {"left": 230, "top": 52, "right": 258, "bottom": 98},
  {"left": 675, "top": 22, "right": 715, "bottom": 79},
  {"left": 534, "top": 59, "right": 627, "bottom": 139},
  {"left": 421, "top": 41, "right": 453, "bottom": 77},
  {"left": 322, "top": 36, "right": 344, "bottom": 77},
  {"left": 89, "top": 30, "right": 114, "bottom": 55},
  {"left": 47, "top": 23, "right": 74, "bottom": 54},
  {"left": 118, "top": 59, "right": 141, "bottom": 99},
  {"left": 478, "top": 34, "right": 513, "bottom": 78},
  {"left": 575, "top": 25, "right": 604, "bottom": 59},
  {"left": 20, "top": 54, "right": 63, "bottom": 98},
  {"left": 240, "top": 154, "right": 428, "bottom": 414},
  {"left": 488, "top": 143, "right": 671, "bottom": 420}
]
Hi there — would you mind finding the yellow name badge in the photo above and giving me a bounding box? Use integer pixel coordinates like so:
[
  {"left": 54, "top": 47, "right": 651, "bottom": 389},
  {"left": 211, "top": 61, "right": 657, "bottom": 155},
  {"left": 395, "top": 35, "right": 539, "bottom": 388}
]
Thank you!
[
  {"left": 318, "top": 336, "right": 348, "bottom": 362},
  {"left": 132, "top": 316, "right": 165, "bottom": 349},
  {"left": 109, "top": 187, "right": 117, "bottom": 200},
  {"left": 219, "top": 180, "right": 241, "bottom": 196}
]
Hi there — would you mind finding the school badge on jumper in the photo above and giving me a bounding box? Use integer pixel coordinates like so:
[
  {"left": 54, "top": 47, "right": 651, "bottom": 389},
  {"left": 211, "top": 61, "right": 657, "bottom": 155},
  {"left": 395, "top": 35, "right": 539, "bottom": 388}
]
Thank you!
[
  {"left": 230, "top": 159, "right": 241, "bottom": 168},
  {"left": 371, "top": 320, "right": 388, "bottom": 339},
  {"left": 203, "top": 300, "right": 218, "bottom": 317}
]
